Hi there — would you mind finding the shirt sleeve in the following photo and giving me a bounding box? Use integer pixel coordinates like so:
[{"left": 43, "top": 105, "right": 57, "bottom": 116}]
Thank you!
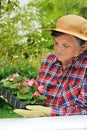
[{"left": 51, "top": 71, "right": 87, "bottom": 116}]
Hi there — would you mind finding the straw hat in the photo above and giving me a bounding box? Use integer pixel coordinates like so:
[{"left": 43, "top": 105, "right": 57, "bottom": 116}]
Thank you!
[{"left": 49, "top": 15, "right": 87, "bottom": 40}]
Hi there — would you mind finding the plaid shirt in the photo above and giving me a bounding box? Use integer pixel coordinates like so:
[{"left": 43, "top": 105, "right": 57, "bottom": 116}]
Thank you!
[{"left": 36, "top": 51, "right": 87, "bottom": 116}]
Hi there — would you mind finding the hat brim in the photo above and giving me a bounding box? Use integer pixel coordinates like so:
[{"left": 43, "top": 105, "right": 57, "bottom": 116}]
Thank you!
[{"left": 42, "top": 28, "right": 87, "bottom": 41}]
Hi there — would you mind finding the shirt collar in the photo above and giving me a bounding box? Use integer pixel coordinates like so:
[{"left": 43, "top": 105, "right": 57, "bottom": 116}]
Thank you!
[
  {"left": 72, "top": 50, "right": 87, "bottom": 69},
  {"left": 54, "top": 50, "right": 87, "bottom": 69}
]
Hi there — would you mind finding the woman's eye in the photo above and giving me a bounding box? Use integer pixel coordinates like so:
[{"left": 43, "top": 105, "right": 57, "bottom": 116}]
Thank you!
[
  {"left": 55, "top": 42, "right": 58, "bottom": 45},
  {"left": 63, "top": 44, "right": 70, "bottom": 47}
]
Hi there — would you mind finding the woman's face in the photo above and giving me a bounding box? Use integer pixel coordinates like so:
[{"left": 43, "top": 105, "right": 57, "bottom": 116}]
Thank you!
[
  {"left": 54, "top": 34, "right": 81, "bottom": 64},
  {"left": 85, "top": 42, "right": 87, "bottom": 49}
]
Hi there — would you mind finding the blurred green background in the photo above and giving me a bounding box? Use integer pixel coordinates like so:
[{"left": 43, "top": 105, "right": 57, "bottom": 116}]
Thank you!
[{"left": 0, "top": 0, "right": 87, "bottom": 118}]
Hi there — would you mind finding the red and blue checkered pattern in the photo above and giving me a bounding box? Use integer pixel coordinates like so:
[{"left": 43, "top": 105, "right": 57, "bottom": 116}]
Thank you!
[{"left": 37, "top": 51, "right": 87, "bottom": 116}]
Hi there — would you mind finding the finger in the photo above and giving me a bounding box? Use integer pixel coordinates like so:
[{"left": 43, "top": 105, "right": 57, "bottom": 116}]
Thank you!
[
  {"left": 13, "top": 109, "right": 31, "bottom": 117},
  {"left": 26, "top": 105, "right": 36, "bottom": 110},
  {"left": 13, "top": 109, "right": 41, "bottom": 118},
  {"left": 26, "top": 105, "right": 42, "bottom": 110},
  {"left": 0, "top": 96, "right": 8, "bottom": 102},
  {"left": 26, "top": 105, "right": 31, "bottom": 110}
]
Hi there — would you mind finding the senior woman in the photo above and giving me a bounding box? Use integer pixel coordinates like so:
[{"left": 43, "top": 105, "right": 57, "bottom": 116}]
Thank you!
[{"left": 14, "top": 14, "right": 87, "bottom": 117}]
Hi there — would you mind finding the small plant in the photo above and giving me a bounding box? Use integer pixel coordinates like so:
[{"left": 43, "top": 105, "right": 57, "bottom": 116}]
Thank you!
[{"left": 0, "top": 73, "right": 46, "bottom": 105}]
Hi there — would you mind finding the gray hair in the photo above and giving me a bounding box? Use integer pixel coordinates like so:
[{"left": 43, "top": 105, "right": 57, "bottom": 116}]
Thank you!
[{"left": 51, "top": 30, "right": 85, "bottom": 46}]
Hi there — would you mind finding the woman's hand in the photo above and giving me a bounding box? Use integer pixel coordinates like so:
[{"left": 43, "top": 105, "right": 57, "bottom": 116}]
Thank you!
[{"left": 13, "top": 105, "right": 51, "bottom": 118}]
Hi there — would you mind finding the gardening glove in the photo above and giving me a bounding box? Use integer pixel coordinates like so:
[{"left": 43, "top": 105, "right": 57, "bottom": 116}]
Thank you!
[
  {"left": 13, "top": 105, "right": 51, "bottom": 118},
  {"left": 0, "top": 95, "right": 8, "bottom": 102}
]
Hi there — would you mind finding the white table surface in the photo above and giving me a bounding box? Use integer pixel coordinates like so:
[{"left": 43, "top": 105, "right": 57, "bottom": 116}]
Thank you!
[{"left": 0, "top": 115, "right": 87, "bottom": 130}]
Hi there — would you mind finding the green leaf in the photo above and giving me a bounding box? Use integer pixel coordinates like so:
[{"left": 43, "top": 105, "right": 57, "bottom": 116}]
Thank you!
[
  {"left": 13, "top": 76, "right": 25, "bottom": 83},
  {"left": 17, "top": 91, "right": 33, "bottom": 100},
  {"left": 23, "top": 86, "right": 30, "bottom": 93}
]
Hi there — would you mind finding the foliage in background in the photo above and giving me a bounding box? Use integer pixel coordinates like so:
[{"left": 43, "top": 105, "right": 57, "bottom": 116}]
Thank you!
[
  {"left": 0, "top": 0, "right": 87, "bottom": 79},
  {"left": 0, "top": 0, "right": 87, "bottom": 75},
  {"left": 0, "top": 0, "right": 87, "bottom": 118}
]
